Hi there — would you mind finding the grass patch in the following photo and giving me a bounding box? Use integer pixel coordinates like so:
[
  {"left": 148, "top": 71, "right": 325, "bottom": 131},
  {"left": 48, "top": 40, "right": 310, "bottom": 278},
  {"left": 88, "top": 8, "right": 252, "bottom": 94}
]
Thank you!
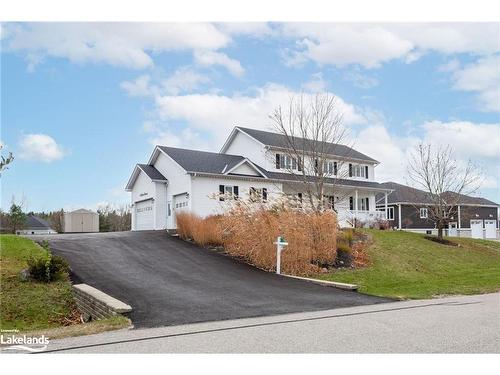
[
  {"left": 25, "top": 315, "right": 131, "bottom": 340},
  {"left": 0, "top": 235, "right": 77, "bottom": 331},
  {"left": 0, "top": 234, "right": 132, "bottom": 337},
  {"left": 316, "top": 230, "right": 500, "bottom": 299}
]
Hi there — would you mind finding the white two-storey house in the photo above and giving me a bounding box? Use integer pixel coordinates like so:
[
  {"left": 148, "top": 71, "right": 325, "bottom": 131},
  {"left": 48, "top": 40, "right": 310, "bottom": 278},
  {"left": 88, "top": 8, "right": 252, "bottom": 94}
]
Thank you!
[{"left": 126, "top": 126, "right": 392, "bottom": 230}]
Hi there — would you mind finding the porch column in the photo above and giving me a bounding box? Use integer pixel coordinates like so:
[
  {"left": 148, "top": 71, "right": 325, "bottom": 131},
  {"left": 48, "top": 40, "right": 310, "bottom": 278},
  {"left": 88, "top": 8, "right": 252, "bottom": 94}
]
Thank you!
[
  {"left": 398, "top": 204, "right": 402, "bottom": 230},
  {"left": 458, "top": 205, "right": 461, "bottom": 229},
  {"left": 384, "top": 192, "right": 388, "bottom": 219},
  {"left": 354, "top": 189, "right": 358, "bottom": 219}
]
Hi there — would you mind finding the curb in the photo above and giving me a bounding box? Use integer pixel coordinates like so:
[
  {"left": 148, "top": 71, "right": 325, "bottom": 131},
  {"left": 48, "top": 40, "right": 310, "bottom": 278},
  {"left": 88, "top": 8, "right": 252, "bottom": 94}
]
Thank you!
[{"left": 282, "top": 275, "right": 359, "bottom": 291}]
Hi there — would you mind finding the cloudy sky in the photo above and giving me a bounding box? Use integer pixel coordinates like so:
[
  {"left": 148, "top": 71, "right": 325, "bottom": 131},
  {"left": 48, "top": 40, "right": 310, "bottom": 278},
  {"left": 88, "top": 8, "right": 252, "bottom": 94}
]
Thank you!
[{"left": 1, "top": 22, "right": 499, "bottom": 211}]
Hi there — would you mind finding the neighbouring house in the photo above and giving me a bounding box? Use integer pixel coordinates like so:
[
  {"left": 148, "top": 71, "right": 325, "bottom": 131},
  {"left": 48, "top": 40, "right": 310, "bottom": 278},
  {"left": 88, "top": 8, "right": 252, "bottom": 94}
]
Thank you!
[
  {"left": 375, "top": 181, "right": 499, "bottom": 239},
  {"left": 63, "top": 209, "right": 99, "bottom": 233},
  {"left": 126, "top": 126, "right": 392, "bottom": 231},
  {"left": 16, "top": 215, "right": 57, "bottom": 235}
]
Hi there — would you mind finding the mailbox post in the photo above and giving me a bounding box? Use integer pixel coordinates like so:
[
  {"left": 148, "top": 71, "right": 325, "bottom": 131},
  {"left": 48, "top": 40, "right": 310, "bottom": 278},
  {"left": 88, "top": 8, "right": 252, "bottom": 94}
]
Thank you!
[{"left": 274, "top": 236, "right": 289, "bottom": 275}]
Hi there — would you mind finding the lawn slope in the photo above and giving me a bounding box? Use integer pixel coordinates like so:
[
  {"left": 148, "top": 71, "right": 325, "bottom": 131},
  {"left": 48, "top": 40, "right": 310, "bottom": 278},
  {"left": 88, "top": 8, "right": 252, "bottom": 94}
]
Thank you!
[
  {"left": 0, "top": 235, "right": 130, "bottom": 334},
  {"left": 318, "top": 230, "right": 500, "bottom": 299}
]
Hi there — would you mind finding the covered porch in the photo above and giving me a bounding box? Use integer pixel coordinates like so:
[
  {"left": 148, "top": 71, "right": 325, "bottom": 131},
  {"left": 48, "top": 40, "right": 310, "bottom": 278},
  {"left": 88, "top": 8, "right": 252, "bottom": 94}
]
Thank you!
[{"left": 281, "top": 180, "right": 391, "bottom": 228}]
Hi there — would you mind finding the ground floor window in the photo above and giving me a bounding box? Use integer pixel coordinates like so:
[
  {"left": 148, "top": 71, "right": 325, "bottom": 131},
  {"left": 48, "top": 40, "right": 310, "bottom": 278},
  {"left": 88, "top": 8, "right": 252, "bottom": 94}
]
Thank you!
[
  {"left": 420, "top": 207, "right": 428, "bottom": 219},
  {"left": 349, "top": 197, "right": 370, "bottom": 211},
  {"left": 387, "top": 206, "right": 394, "bottom": 220},
  {"left": 219, "top": 185, "right": 239, "bottom": 201},
  {"left": 249, "top": 187, "right": 268, "bottom": 202}
]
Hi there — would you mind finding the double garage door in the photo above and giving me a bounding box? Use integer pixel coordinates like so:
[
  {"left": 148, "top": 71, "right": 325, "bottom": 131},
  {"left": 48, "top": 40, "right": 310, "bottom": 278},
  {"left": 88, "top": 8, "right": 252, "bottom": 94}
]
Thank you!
[
  {"left": 470, "top": 219, "right": 497, "bottom": 239},
  {"left": 135, "top": 200, "right": 154, "bottom": 231}
]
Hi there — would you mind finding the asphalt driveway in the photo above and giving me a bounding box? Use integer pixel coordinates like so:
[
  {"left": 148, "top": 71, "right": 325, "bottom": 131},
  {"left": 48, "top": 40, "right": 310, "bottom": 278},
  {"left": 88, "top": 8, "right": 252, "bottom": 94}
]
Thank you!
[{"left": 31, "top": 231, "right": 390, "bottom": 328}]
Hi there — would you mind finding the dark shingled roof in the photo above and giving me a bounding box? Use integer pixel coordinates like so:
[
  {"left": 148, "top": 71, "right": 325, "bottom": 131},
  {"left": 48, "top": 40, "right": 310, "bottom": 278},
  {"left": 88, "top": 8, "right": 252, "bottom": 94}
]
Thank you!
[
  {"left": 25, "top": 215, "right": 53, "bottom": 229},
  {"left": 158, "top": 146, "right": 246, "bottom": 174},
  {"left": 441, "top": 191, "right": 499, "bottom": 206},
  {"left": 137, "top": 164, "right": 167, "bottom": 181},
  {"left": 376, "top": 182, "right": 499, "bottom": 206},
  {"left": 158, "top": 146, "right": 389, "bottom": 190},
  {"left": 237, "top": 126, "right": 378, "bottom": 163}
]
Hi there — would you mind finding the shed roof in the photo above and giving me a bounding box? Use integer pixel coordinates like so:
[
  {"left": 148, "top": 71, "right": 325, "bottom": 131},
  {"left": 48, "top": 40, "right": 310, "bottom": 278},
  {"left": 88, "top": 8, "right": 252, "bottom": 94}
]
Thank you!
[{"left": 25, "top": 215, "right": 53, "bottom": 229}]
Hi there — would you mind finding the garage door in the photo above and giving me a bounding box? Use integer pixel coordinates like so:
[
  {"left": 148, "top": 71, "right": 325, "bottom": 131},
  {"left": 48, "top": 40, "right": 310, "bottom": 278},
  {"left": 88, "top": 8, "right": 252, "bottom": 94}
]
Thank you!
[
  {"left": 173, "top": 194, "right": 189, "bottom": 227},
  {"left": 470, "top": 219, "right": 483, "bottom": 239},
  {"left": 484, "top": 220, "right": 497, "bottom": 239},
  {"left": 135, "top": 200, "right": 154, "bottom": 230}
]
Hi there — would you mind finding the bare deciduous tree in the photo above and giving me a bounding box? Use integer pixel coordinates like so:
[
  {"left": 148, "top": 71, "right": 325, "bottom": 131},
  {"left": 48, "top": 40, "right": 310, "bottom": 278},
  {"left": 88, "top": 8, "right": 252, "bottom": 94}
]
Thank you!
[
  {"left": 269, "top": 93, "right": 353, "bottom": 212},
  {"left": 407, "top": 144, "right": 482, "bottom": 241},
  {"left": 0, "top": 145, "right": 14, "bottom": 174}
]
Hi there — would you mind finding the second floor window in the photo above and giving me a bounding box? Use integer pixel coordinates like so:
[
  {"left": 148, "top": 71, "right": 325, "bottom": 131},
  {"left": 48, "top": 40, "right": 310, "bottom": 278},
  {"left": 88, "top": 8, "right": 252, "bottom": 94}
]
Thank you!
[
  {"left": 276, "top": 154, "right": 301, "bottom": 171},
  {"left": 322, "top": 160, "right": 338, "bottom": 175},
  {"left": 349, "top": 164, "right": 369, "bottom": 179}
]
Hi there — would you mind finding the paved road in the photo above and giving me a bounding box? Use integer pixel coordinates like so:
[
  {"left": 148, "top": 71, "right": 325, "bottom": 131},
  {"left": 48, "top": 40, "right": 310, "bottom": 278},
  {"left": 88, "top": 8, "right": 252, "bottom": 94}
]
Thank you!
[
  {"left": 30, "top": 231, "right": 389, "bottom": 328},
  {"left": 44, "top": 293, "right": 500, "bottom": 353}
]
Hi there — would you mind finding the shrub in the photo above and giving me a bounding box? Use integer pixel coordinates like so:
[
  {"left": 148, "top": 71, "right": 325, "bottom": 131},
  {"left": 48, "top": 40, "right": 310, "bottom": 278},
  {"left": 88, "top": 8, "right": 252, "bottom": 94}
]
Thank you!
[
  {"left": 27, "top": 245, "right": 69, "bottom": 282},
  {"left": 176, "top": 202, "right": 338, "bottom": 276},
  {"left": 176, "top": 212, "right": 223, "bottom": 247},
  {"left": 218, "top": 205, "right": 337, "bottom": 275},
  {"left": 334, "top": 242, "right": 353, "bottom": 268}
]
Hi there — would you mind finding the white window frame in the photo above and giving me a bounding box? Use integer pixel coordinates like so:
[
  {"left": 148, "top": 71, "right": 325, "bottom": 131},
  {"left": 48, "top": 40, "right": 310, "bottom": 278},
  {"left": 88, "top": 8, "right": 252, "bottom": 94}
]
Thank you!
[
  {"left": 387, "top": 207, "right": 394, "bottom": 220},
  {"left": 420, "top": 208, "right": 428, "bottom": 219},
  {"left": 225, "top": 185, "right": 236, "bottom": 195}
]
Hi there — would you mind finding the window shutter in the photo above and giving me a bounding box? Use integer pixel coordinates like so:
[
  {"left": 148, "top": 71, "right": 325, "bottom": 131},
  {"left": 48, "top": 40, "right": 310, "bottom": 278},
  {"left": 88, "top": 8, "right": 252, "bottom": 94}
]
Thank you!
[
  {"left": 349, "top": 163, "right": 352, "bottom": 177},
  {"left": 314, "top": 159, "right": 319, "bottom": 174},
  {"left": 366, "top": 198, "right": 369, "bottom": 211},
  {"left": 219, "top": 185, "right": 225, "bottom": 201},
  {"left": 298, "top": 157, "right": 302, "bottom": 171},
  {"left": 334, "top": 162, "right": 338, "bottom": 175},
  {"left": 349, "top": 197, "right": 354, "bottom": 210},
  {"left": 275, "top": 154, "right": 280, "bottom": 169},
  {"left": 262, "top": 188, "right": 268, "bottom": 202},
  {"left": 365, "top": 166, "right": 369, "bottom": 179},
  {"left": 233, "top": 186, "right": 239, "bottom": 198}
]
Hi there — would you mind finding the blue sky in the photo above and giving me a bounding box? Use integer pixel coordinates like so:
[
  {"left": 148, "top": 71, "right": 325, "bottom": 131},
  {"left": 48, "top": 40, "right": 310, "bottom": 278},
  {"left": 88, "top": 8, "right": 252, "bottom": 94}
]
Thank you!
[{"left": 1, "top": 23, "right": 499, "bottom": 212}]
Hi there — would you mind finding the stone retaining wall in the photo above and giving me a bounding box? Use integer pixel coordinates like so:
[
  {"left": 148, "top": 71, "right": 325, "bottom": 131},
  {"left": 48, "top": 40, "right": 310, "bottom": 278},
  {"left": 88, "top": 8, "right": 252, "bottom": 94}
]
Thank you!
[{"left": 72, "top": 283, "right": 132, "bottom": 322}]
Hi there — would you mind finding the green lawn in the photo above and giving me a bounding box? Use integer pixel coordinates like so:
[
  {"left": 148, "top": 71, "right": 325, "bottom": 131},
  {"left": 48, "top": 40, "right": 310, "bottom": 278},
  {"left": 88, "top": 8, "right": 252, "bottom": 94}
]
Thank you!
[
  {"left": 0, "top": 235, "right": 130, "bottom": 334},
  {"left": 317, "top": 230, "right": 500, "bottom": 299}
]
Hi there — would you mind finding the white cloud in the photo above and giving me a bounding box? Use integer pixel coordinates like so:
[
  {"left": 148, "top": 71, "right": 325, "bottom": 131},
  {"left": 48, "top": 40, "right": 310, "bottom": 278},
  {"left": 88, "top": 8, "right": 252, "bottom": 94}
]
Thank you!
[
  {"left": 120, "top": 75, "right": 154, "bottom": 97},
  {"left": 4, "top": 23, "right": 231, "bottom": 70},
  {"left": 162, "top": 67, "right": 210, "bottom": 95},
  {"left": 356, "top": 120, "right": 500, "bottom": 194},
  {"left": 281, "top": 24, "right": 414, "bottom": 68},
  {"left": 217, "top": 23, "right": 273, "bottom": 37},
  {"left": 280, "top": 23, "right": 499, "bottom": 68},
  {"left": 153, "top": 83, "right": 366, "bottom": 147},
  {"left": 302, "top": 72, "right": 327, "bottom": 92},
  {"left": 18, "top": 134, "right": 65, "bottom": 162},
  {"left": 194, "top": 50, "right": 245, "bottom": 76},
  {"left": 421, "top": 120, "right": 500, "bottom": 159},
  {"left": 121, "top": 67, "right": 210, "bottom": 99},
  {"left": 449, "top": 56, "right": 500, "bottom": 112}
]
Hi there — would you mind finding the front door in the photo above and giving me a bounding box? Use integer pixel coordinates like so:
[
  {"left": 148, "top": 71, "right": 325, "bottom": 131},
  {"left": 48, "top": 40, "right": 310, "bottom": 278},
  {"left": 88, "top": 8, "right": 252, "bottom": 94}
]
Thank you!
[{"left": 448, "top": 222, "right": 458, "bottom": 237}]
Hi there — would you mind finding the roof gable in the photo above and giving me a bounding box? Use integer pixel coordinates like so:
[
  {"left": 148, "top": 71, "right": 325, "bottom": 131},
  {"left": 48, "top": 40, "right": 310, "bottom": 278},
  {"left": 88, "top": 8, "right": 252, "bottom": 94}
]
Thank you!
[{"left": 125, "top": 163, "right": 168, "bottom": 191}]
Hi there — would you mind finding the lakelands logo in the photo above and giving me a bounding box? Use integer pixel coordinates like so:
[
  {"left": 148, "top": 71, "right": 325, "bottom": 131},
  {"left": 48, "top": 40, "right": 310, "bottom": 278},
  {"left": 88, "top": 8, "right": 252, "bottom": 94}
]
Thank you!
[{"left": 1, "top": 330, "right": 49, "bottom": 352}]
